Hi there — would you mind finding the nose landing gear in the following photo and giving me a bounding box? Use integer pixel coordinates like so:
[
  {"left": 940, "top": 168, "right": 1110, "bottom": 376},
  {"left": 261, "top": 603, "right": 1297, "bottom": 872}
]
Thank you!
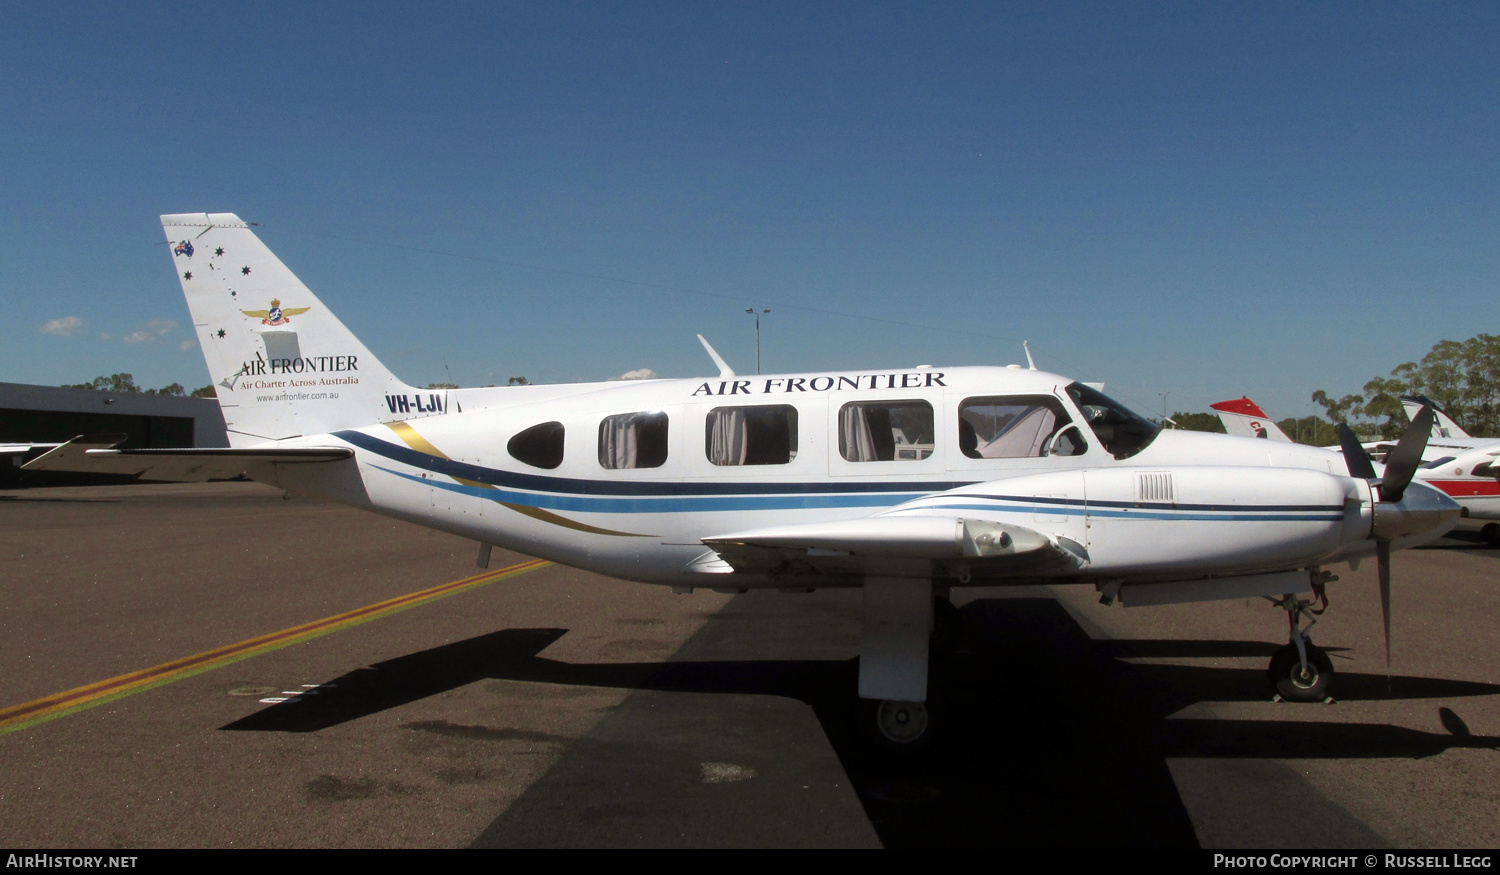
[{"left": 1268, "top": 578, "right": 1335, "bottom": 703}]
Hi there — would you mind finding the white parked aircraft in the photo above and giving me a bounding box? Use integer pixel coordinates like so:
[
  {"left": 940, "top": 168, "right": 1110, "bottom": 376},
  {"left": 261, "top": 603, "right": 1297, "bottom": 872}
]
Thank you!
[
  {"left": 26, "top": 214, "right": 1463, "bottom": 747},
  {"left": 1403, "top": 395, "right": 1475, "bottom": 441},
  {"left": 1393, "top": 395, "right": 1500, "bottom": 542}
]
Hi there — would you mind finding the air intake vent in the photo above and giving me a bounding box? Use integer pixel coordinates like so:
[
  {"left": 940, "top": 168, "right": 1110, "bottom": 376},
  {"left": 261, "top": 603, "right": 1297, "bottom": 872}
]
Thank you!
[{"left": 1136, "top": 472, "right": 1175, "bottom": 504}]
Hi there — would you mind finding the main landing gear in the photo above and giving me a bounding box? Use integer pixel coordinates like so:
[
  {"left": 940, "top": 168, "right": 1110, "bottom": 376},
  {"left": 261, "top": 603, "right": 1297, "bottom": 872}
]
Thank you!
[
  {"left": 870, "top": 699, "right": 933, "bottom": 748},
  {"left": 861, "top": 590, "right": 962, "bottom": 752},
  {"left": 1267, "top": 579, "right": 1335, "bottom": 703}
]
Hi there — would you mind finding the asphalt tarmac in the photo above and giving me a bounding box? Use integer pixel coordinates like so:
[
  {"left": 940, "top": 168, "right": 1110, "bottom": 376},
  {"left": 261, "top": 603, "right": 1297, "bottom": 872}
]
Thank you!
[{"left": 0, "top": 482, "right": 1496, "bottom": 848}]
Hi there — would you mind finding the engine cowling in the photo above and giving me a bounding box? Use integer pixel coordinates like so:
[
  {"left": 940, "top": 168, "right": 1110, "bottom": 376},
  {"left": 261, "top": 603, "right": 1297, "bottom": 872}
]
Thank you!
[{"left": 887, "top": 466, "right": 1372, "bottom": 579}]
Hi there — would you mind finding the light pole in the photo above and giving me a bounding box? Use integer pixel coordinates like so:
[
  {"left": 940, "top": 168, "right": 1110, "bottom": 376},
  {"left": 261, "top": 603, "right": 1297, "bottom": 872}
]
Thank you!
[
  {"left": 1159, "top": 391, "right": 1171, "bottom": 426},
  {"left": 745, "top": 308, "right": 769, "bottom": 374}
]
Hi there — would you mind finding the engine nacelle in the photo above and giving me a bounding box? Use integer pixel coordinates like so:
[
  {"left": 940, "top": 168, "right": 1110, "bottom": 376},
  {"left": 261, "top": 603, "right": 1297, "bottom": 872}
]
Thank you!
[{"left": 895, "top": 466, "right": 1370, "bottom": 580}]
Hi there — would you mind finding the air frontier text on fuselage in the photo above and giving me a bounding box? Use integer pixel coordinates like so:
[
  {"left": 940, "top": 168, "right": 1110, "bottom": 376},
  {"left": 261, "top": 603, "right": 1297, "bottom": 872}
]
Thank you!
[{"left": 690, "top": 372, "right": 947, "bottom": 397}]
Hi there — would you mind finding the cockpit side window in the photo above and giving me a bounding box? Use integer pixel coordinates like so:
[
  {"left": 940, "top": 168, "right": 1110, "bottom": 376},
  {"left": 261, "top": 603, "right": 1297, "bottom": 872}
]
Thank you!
[
  {"left": 957, "top": 396, "right": 1085, "bottom": 458},
  {"left": 1064, "top": 383, "right": 1160, "bottom": 460}
]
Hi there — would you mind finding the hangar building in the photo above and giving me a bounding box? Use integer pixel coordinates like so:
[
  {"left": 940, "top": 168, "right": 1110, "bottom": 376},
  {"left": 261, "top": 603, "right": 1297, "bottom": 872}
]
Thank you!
[{"left": 1, "top": 382, "right": 228, "bottom": 487}]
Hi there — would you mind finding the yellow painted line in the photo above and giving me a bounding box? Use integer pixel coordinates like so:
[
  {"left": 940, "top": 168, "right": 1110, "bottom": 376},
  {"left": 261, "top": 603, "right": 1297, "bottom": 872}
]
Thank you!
[{"left": 0, "top": 557, "right": 553, "bottom": 736}]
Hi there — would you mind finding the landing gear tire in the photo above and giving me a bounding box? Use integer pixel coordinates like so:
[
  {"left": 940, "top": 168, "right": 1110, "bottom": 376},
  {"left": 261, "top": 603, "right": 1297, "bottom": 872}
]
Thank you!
[
  {"left": 1268, "top": 643, "right": 1334, "bottom": 703},
  {"left": 1482, "top": 523, "right": 1500, "bottom": 547},
  {"left": 867, "top": 699, "right": 935, "bottom": 752}
]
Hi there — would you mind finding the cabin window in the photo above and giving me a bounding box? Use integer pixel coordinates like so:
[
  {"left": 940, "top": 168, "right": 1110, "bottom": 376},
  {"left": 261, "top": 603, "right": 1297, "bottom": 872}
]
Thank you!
[
  {"left": 599, "top": 412, "right": 669, "bottom": 469},
  {"left": 705, "top": 405, "right": 798, "bottom": 466},
  {"left": 507, "top": 421, "right": 565, "bottom": 469},
  {"left": 958, "top": 396, "right": 1084, "bottom": 458},
  {"left": 839, "top": 400, "right": 934, "bottom": 462}
]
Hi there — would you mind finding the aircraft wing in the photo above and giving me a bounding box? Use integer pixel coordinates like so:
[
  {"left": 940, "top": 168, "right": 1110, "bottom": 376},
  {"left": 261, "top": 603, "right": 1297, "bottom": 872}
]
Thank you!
[
  {"left": 697, "top": 515, "right": 1086, "bottom": 581},
  {"left": 21, "top": 434, "right": 353, "bottom": 483}
]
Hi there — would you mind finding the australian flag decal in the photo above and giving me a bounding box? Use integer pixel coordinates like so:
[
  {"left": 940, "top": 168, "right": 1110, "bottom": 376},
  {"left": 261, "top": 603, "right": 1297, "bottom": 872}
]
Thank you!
[{"left": 173, "top": 240, "right": 194, "bottom": 257}]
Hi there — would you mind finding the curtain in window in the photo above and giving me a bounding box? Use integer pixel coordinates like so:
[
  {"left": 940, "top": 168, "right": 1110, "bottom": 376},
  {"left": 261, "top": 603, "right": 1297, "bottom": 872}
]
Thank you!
[
  {"left": 707, "top": 409, "right": 748, "bottom": 465},
  {"left": 840, "top": 404, "right": 878, "bottom": 462},
  {"left": 600, "top": 414, "right": 640, "bottom": 469}
]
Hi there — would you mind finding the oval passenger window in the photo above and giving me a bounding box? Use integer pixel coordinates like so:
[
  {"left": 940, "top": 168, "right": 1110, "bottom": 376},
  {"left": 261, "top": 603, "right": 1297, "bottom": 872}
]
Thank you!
[{"left": 508, "top": 421, "right": 565, "bottom": 469}]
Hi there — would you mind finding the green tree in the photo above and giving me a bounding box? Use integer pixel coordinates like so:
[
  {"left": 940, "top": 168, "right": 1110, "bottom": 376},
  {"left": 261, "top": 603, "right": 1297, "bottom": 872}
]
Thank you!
[
  {"left": 1313, "top": 333, "right": 1500, "bottom": 438},
  {"left": 1359, "top": 375, "right": 1408, "bottom": 440},
  {"left": 1165, "top": 411, "right": 1225, "bottom": 433},
  {"left": 1276, "top": 416, "right": 1341, "bottom": 447},
  {"left": 62, "top": 373, "right": 142, "bottom": 393},
  {"left": 191, "top": 385, "right": 216, "bottom": 398},
  {"left": 1311, "top": 389, "right": 1363, "bottom": 425}
]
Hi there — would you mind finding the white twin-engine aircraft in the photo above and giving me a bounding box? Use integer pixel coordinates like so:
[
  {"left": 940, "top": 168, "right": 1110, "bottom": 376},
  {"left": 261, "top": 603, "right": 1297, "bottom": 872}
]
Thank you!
[{"left": 27, "top": 214, "right": 1463, "bottom": 748}]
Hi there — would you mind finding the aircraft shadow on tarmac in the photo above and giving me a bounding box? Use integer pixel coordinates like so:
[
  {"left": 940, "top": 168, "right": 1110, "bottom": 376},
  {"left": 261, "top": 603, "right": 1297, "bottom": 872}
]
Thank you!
[
  {"left": 220, "top": 596, "right": 1500, "bottom": 847},
  {"left": 1422, "top": 529, "right": 1500, "bottom": 555}
]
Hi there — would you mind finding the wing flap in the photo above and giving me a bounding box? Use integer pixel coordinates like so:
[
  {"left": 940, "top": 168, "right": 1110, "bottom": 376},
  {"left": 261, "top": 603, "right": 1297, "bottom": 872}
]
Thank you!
[
  {"left": 22, "top": 434, "right": 352, "bottom": 483},
  {"left": 699, "top": 516, "right": 1084, "bottom": 580}
]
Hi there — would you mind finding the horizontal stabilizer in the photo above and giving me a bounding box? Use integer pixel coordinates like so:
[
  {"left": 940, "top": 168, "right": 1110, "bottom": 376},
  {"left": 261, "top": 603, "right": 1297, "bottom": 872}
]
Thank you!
[{"left": 23, "top": 435, "right": 352, "bottom": 483}]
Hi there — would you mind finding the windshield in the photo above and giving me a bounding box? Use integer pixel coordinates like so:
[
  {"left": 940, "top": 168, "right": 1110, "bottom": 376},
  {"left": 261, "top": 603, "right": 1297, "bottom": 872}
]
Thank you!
[{"left": 1065, "top": 382, "right": 1161, "bottom": 460}]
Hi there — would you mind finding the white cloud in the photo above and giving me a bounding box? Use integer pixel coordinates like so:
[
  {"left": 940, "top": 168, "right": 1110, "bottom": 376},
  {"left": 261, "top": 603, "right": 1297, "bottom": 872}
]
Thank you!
[
  {"left": 123, "top": 318, "right": 178, "bottom": 344},
  {"left": 98, "top": 332, "right": 112, "bottom": 341},
  {"left": 619, "top": 368, "right": 658, "bottom": 380},
  {"left": 40, "top": 316, "right": 84, "bottom": 336},
  {"left": 179, "top": 340, "right": 196, "bottom": 351}
]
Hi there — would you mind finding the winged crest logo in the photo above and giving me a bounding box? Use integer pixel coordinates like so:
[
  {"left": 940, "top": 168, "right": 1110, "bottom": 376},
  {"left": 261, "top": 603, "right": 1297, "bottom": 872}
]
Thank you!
[{"left": 241, "top": 298, "right": 311, "bottom": 327}]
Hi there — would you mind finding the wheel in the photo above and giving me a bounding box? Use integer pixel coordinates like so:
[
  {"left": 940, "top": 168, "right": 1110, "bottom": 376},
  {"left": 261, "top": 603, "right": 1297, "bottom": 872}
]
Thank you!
[
  {"left": 1268, "top": 642, "right": 1334, "bottom": 702},
  {"left": 1482, "top": 523, "right": 1500, "bottom": 547},
  {"left": 869, "top": 699, "right": 934, "bottom": 751}
]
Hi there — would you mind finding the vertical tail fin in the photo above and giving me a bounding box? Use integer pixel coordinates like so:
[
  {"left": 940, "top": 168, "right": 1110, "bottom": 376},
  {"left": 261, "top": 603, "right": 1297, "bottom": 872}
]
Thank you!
[
  {"left": 164, "top": 213, "right": 438, "bottom": 446},
  {"left": 1209, "top": 397, "right": 1292, "bottom": 441},
  {"left": 1400, "top": 395, "right": 1471, "bottom": 440}
]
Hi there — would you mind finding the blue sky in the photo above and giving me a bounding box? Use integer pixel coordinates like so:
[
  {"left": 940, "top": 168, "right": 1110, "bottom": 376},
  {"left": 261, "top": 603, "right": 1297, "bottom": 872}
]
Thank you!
[{"left": 3, "top": 2, "right": 1496, "bottom": 422}]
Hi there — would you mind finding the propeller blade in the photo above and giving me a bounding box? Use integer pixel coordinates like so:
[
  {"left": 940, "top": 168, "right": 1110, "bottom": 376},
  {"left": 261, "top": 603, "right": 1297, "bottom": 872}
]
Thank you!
[
  {"left": 1337, "top": 423, "right": 1377, "bottom": 481},
  {"left": 1380, "top": 405, "right": 1436, "bottom": 503},
  {"left": 1377, "top": 539, "right": 1392, "bottom": 672}
]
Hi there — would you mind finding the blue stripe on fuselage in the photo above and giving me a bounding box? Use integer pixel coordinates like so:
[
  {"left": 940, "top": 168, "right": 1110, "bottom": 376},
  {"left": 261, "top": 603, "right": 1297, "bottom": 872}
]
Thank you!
[{"left": 378, "top": 466, "right": 922, "bottom": 513}]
